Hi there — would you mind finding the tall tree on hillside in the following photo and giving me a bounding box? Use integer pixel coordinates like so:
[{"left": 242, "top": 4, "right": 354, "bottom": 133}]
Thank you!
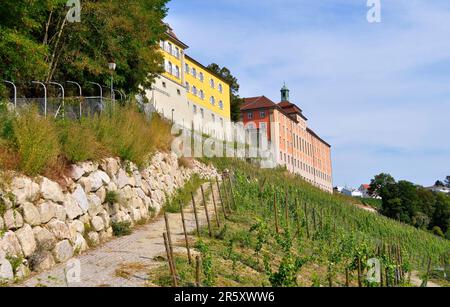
[
  {"left": 369, "top": 173, "right": 396, "bottom": 199},
  {"left": 435, "top": 180, "right": 445, "bottom": 187},
  {"left": 446, "top": 176, "right": 450, "bottom": 188},
  {"left": 0, "top": 0, "right": 169, "bottom": 97},
  {"left": 207, "top": 63, "right": 243, "bottom": 122}
]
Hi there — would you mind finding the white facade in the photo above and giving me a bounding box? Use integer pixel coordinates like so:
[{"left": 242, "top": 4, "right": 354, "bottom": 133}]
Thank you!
[{"left": 146, "top": 75, "right": 229, "bottom": 141}]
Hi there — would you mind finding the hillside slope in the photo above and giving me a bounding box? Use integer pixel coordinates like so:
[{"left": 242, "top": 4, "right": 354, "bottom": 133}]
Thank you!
[{"left": 151, "top": 158, "right": 450, "bottom": 287}]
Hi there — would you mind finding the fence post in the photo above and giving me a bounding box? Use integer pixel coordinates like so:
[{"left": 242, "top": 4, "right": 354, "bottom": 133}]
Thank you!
[
  {"left": 191, "top": 192, "right": 201, "bottom": 236},
  {"left": 210, "top": 181, "right": 221, "bottom": 228},
  {"left": 179, "top": 202, "right": 192, "bottom": 265},
  {"left": 163, "top": 232, "right": 177, "bottom": 287},
  {"left": 201, "top": 185, "right": 213, "bottom": 237}
]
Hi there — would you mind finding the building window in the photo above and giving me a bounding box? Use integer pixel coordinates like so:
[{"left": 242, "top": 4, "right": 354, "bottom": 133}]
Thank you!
[
  {"left": 159, "top": 40, "right": 164, "bottom": 49},
  {"left": 193, "top": 105, "right": 197, "bottom": 114},
  {"left": 199, "top": 72, "right": 204, "bottom": 82},
  {"left": 162, "top": 82, "right": 166, "bottom": 88},
  {"left": 177, "top": 89, "right": 181, "bottom": 95},
  {"left": 185, "top": 64, "right": 189, "bottom": 74},
  {"left": 210, "top": 96, "right": 216, "bottom": 105},
  {"left": 218, "top": 83, "right": 223, "bottom": 93},
  {"left": 260, "top": 122, "right": 267, "bottom": 132},
  {"left": 165, "top": 42, "right": 172, "bottom": 53},
  {"left": 185, "top": 82, "right": 190, "bottom": 92},
  {"left": 220, "top": 118, "right": 224, "bottom": 127},
  {"left": 164, "top": 60, "right": 173, "bottom": 74},
  {"left": 200, "top": 108, "right": 204, "bottom": 118},
  {"left": 212, "top": 114, "right": 215, "bottom": 122},
  {"left": 191, "top": 68, "right": 197, "bottom": 78},
  {"left": 174, "top": 65, "right": 180, "bottom": 78},
  {"left": 192, "top": 86, "right": 198, "bottom": 96},
  {"left": 199, "top": 90, "right": 205, "bottom": 100},
  {"left": 260, "top": 111, "right": 266, "bottom": 118},
  {"left": 218, "top": 100, "right": 224, "bottom": 110},
  {"left": 247, "top": 112, "right": 253, "bottom": 120},
  {"left": 210, "top": 79, "right": 215, "bottom": 88}
]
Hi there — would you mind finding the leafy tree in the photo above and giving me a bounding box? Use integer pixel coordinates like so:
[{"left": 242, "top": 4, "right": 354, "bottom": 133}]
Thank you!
[
  {"left": 369, "top": 173, "right": 396, "bottom": 199},
  {"left": 446, "top": 176, "right": 450, "bottom": 188},
  {"left": 0, "top": 0, "right": 169, "bottom": 97},
  {"left": 435, "top": 180, "right": 445, "bottom": 187},
  {"left": 207, "top": 63, "right": 243, "bottom": 122}
]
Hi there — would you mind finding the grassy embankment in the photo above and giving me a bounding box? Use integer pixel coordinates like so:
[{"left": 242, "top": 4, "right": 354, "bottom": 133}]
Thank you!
[
  {"left": 0, "top": 103, "right": 172, "bottom": 179},
  {"left": 150, "top": 158, "right": 450, "bottom": 287}
]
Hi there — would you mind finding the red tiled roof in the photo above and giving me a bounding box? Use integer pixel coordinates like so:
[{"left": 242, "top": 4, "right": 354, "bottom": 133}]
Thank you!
[
  {"left": 241, "top": 96, "right": 277, "bottom": 111},
  {"left": 277, "top": 101, "right": 308, "bottom": 121}
]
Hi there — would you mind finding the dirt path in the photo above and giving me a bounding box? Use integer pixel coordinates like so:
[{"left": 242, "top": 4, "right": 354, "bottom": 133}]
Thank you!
[{"left": 20, "top": 183, "right": 220, "bottom": 287}]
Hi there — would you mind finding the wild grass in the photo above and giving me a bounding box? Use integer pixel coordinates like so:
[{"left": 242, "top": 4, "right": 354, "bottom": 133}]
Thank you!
[
  {"left": 0, "top": 104, "right": 173, "bottom": 176},
  {"left": 164, "top": 174, "right": 206, "bottom": 213}
]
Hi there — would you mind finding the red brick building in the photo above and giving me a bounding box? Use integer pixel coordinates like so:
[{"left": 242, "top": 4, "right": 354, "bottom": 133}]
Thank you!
[{"left": 241, "top": 85, "right": 333, "bottom": 193}]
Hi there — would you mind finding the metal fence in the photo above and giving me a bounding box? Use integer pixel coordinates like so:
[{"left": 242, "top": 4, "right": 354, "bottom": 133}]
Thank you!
[{"left": 11, "top": 97, "right": 117, "bottom": 120}]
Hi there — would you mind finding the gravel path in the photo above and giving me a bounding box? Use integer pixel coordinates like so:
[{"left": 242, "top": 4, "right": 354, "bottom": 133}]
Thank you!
[{"left": 20, "top": 182, "right": 221, "bottom": 287}]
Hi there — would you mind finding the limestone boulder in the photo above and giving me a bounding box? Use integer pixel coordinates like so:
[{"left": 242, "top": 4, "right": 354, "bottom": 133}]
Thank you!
[
  {"left": 55, "top": 205, "right": 67, "bottom": 221},
  {"left": 91, "top": 216, "right": 105, "bottom": 232},
  {"left": 100, "top": 158, "right": 120, "bottom": 178},
  {"left": 29, "top": 251, "right": 56, "bottom": 272},
  {"left": 3, "top": 209, "right": 24, "bottom": 230},
  {"left": 10, "top": 177, "right": 40, "bottom": 204},
  {"left": 16, "top": 224, "right": 37, "bottom": 257},
  {"left": 71, "top": 184, "right": 89, "bottom": 214},
  {"left": 53, "top": 240, "right": 74, "bottom": 263},
  {"left": 87, "top": 170, "right": 110, "bottom": 192},
  {"left": 64, "top": 195, "right": 83, "bottom": 220},
  {"left": 40, "top": 178, "right": 65, "bottom": 203},
  {"left": 69, "top": 165, "right": 85, "bottom": 181},
  {"left": 87, "top": 193, "right": 102, "bottom": 217},
  {"left": 1, "top": 231, "right": 23, "bottom": 257},
  {"left": 0, "top": 259, "right": 14, "bottom": 280},
  {"left": 22, "top": 202, "right": 41, "bottom": 226},
  {"left": 46, "top": 219, "right": 71, "bottom": 240},
  {"left": 33, "top": 226, "right": 57, "bottom": 251},
  {"left": 37, "top": 201, "right": 56, "bottom": 224}
]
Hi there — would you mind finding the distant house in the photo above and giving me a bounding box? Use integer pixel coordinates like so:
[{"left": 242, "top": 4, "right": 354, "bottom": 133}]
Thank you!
[
  {"left": 358, "top": 184, "right": 371, "bottom": 198},
  {"left": 342, "top": 187, "right": 363, "bottom": 198},
  {"left": 334, "top": 186, "right": 344, "bottom": 194},
  {"left": 427, "top": 185, "right": 450, "bottom": 194}
]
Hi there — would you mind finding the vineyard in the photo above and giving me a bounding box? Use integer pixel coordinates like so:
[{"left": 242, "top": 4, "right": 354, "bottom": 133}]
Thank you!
[{"left": 149, "top": 158, "right": 450, "bottom": 287}]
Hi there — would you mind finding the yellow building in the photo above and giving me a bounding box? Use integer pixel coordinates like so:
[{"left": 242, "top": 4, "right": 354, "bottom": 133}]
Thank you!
[{"left": 146, "top": 25, "right": 231, "bottom": 137}]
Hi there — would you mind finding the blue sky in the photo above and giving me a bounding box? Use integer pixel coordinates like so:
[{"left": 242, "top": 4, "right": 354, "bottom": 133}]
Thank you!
[{"left": 166, "top": 0, "right": 450, "bottom": 188}]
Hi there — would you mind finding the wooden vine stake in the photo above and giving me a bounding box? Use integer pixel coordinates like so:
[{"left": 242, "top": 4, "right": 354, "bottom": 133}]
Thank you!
[
  {"left": 273, "top": 192, "right": 280, "bottom": 234},
  {"left": 295, "top": 199, "right": 301, "bottom": 237},
  {"left": 228, "top": 176, "right": 237, "bottom": 210},
  {"left": 195, "top": 255, "right": 201, "bottom": 287},
  {"left": 215, "top": 177, "right": 228, "bottom": 219},
  {"left": 163, "top": 232, "right": 177, "bottom": 287},
  {"left": 191, "top": 192, "right": 200, "bottom": 237},
  {"left": 357, "top": 257, "right": 362, "bottom": 287},
  {"left": 223, "top": 175, "right": 233, "bottom": 213},
  {"left": 210, "top": 181, "right": 221, "bottom": 228},
  {"left": 303, "top": 201, "right": 310, "bottom": 239},
  {"left": 201, "top": 185, "right": 213, "bottom": 237},
  {"left": 179, "top": 202, "right": 192, "bottom": 265},
  {"left": 284, "top": 190, "right": 289, "bottom": 230},
  {"left": 164, "top": 213, "right": 178, "bottom": 277}
]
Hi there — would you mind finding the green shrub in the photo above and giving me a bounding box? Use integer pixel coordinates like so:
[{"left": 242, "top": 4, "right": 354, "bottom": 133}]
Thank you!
[
  {"left": 111, "top": 221, "right": 132, "bottom": 237},
  {"left": 13, "top": 109, "right": 60, "bottom": 175},
  {"left": 432, "top": 226, "right": 445, "bottom": 238},
  {"left": 105, "top": 191, "right": 119, "bottom": 205}
]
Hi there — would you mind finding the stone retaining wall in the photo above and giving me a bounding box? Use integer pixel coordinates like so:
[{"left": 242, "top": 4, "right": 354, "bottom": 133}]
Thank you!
[{"left": 0, "top": 152, "right": 218, "bottom": 281}]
